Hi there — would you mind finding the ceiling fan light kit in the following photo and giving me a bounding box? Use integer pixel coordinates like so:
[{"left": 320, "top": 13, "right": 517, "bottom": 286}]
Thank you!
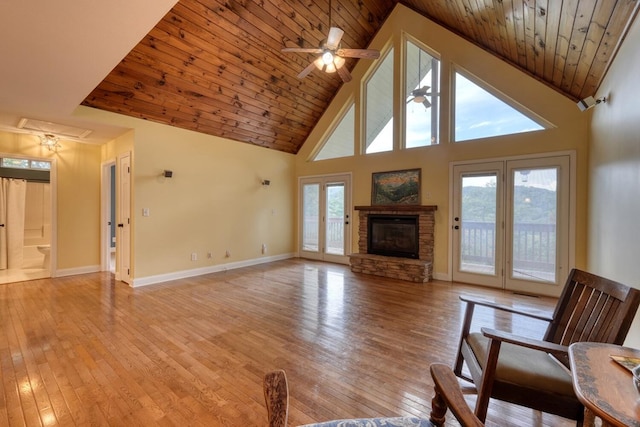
[{"left": 281, "top": 1, "right": 380, "bottom": 83}]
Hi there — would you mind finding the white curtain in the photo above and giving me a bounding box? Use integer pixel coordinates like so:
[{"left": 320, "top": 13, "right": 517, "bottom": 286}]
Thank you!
[{"left": 0, "top": 178, "right": 27, "bottom": 270}]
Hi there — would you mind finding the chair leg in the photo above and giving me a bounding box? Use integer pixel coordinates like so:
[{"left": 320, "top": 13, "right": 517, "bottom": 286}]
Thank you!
[
  {"left": 474, "top": 338, "right": 501, "bottom": 422},
  {"left": 264, "top": 370, "right": 289, "bottom": 427},
  {"left": 429, "top": 388, "right": 447, "bottom": 426}
]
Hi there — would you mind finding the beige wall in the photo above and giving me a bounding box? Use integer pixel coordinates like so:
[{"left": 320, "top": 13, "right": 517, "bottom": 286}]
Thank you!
[
  {"left": 79, "top": 107, "right": 296, "bottom": 280},
  {"left": 0, "top": 131, "right": 102, "bottom": 271},
  {"left": 296, "top": 5, "right": 590, "bottom": 279},
  {"left": 588, "top": 16, "right": 640, "bottom": 347}
]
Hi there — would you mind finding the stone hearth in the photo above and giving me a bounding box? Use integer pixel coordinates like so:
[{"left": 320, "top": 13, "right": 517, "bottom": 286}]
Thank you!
[{"left": 350, "top": 205, "right": 436, "bottom": 282}]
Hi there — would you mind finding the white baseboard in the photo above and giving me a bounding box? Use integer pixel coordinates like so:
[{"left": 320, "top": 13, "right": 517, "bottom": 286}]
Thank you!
[
  {"left": 432, "top": 271, "right": 451, "bottom": 281},
  {"left": 54, "top": 265, "right": 101, "bottom": 277},
  {"left": 131, "top": 253, "right": 296, "bottom": 288}
]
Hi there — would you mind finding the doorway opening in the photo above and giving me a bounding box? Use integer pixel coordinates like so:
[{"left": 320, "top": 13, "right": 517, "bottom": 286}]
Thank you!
[
  {"left": 101, "top": 161, "right": 116, "bottom": 273},
  {"left": 0, "top": 154, "right": 56, "bottom": 284}
]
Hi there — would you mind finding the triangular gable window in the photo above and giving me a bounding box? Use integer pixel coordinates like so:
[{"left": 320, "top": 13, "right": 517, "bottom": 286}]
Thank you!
[
  {"left": 365, "top": 48, "right": 394, "bottom": 154},
  {"left": 454, "top": 72, "right": 545, "bottom": 142},
  {"left": 313, "top": 103, "right": 355, "bottom": 161}
]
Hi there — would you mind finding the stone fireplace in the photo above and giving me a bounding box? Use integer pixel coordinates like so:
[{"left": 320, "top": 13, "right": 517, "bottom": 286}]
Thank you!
[{"left": 350, "top": 205, "right": 436, "bottom": 282}]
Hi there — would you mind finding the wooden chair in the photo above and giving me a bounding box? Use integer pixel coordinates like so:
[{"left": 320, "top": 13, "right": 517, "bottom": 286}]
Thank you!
[
  {"left": 264, "top": 365, "right": 483, "bottom": 427},
  {"left": 429, "top": 363, "right": 483, "bottom": 427},
  {"left": 264, "top": 369, "right": 289, "bottom": 427},
  {"left": 453, "top": 268, "right": 640, "bottom": 423}
]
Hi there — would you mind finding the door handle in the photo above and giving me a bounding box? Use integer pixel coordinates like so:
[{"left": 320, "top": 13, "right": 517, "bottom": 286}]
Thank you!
[
  {"left": 454, "top": 225, "right": 459, "bottom": 230},
  {"left": 117, "top": 223, "right": 124, "bottom": 228},
  {"left": 0, "top": 224, "right": 4, "bottom": 227}
]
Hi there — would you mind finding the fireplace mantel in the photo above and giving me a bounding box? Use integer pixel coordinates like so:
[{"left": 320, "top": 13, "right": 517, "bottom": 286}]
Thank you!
[
  {"left": 350, "top": 205, "right": 437, "bottom": 283},
  {"left": 354, "top": 205, "right": 437, "bottom": 212}
]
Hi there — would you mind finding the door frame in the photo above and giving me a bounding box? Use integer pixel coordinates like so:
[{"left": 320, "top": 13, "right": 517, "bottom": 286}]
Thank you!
[
  {"left": 0, "top": 151, "right": 57, "bottom": 280},
  {"left": 100, "top": 160, "right": 116, "bottom": 273},
  {"left": 101, "top": 152, "right": 132, "bottom": 284},
  {"left": 298, "top": 172, "right": 352, "bottom": 265},
  {"left": 448, "top": 150, "right": 576, "bottom": 296}
]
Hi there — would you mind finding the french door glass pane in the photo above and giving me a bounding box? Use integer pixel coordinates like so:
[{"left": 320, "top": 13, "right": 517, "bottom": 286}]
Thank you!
[
  {"left": 325, "top": 184, "right": 345, "bottom": 255},
  {"left": 511, "top": 168, "right": 557, "bottom": 283},
  {"left": 460, "top": 174, "right": 497, "bottom": 274},
  {"left": 302, "top": 183, "right": 320, "bottom": 252}
]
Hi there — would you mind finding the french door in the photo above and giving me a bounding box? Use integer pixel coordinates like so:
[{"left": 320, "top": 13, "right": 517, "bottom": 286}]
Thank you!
[
  {"left": 299, "top": 174, "right": 351, "bottom": 264},
  {"left": 452, "top": 155, "right": 572, "bottom": 297}
]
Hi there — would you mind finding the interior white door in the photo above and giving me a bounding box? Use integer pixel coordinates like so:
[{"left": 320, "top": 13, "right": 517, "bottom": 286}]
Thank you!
[
  {"left": 117, "top": 153, "right": 131, "bottom": 284},
  {"left": 299, "top": 174, "right": 351, "bottom": 264}
]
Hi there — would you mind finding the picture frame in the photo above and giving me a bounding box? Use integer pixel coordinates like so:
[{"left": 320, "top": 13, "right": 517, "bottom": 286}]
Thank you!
[{"left": 371, "top": 168, "right": 421, "bottom": 205}]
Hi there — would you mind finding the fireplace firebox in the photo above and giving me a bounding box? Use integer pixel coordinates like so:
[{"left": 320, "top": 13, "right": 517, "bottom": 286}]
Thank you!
[{"left": 367, "top": 215, "right": 419, "bottom": 259}]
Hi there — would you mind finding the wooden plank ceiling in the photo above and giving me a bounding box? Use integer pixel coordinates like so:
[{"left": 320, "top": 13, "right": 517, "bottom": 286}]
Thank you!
[{"left": 82, "top": 0, "right": 639, "bottom": 154}]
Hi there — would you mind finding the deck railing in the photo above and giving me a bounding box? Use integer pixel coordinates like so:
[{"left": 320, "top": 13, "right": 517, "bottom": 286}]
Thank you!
[
  {"left": 461, "top": 220, "right": 556, "bottom": 272},
  {"left": 303, "top": 217, "right": 344, "bottom": 252}
]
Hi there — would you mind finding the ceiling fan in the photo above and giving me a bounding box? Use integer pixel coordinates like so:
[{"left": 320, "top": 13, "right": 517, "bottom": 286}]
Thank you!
[
  {"left": 281, "top": 1, "right": 380, "bottom": 83},
  {"left": 407, "top": 86, "right": 432, "bottom": 108}
]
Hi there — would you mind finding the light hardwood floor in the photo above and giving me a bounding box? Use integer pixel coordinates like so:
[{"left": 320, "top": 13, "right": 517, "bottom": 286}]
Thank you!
[{"left": 0, "top": 259, "right": 574, "bottom": 426}]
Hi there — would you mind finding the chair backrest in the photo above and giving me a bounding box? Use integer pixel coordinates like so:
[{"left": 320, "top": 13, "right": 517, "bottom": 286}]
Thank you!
[
  {"left": 430, "top": 363, "right": 484, "bottom": 427},
  {"left": 545, "top": 268, "right": 640, "bottom": 346},
  {"left": 264, "top": 370, "right": 289, "bottom": 427}
]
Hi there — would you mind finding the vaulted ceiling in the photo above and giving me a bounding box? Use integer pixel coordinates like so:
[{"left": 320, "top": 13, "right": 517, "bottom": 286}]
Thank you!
[{"left": 81, "top": 0, "right": 639, "bottom": 154}]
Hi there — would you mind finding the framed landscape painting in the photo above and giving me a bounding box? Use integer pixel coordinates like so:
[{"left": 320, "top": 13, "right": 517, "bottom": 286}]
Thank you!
[{"left": 371, "top": 168, "right": 421, "bottom": 205}]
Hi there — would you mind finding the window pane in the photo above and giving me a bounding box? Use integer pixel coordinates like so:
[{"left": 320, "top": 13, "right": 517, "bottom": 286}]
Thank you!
[
  {"left": 405, "top": 41, "right": 440, "bottom": 147},
  {"left": 302, "top": 184, "right": 320, "bottom": 252},
  {"left": 365, "top": 48, "right": 394, "bottom": 154},
  {"left": 1, "top": 158, "right": 30, "bottom": 169},
  {"left": 314, "top": 103, "right": 355, "bottom": 161},
  {"left": 30, "top": 161, "right": 51, "bottom": 170},
  {"left": 511, "top": 168, "right": 558, "bottom": 283},
  {"left": 460, "top": 174, "right": 497, "bottom": 275},
  {"left": 325, "top": 184, "right": 345, "bottom": 255},
  {"left": 454, "top": 72, "right": 544, "bottom": 142}
]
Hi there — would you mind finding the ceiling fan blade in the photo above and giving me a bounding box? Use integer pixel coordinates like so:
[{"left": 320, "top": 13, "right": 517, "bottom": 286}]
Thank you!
[
  {"left": 336, "top": 48, "right": 380, "bottom": 59},
  {"left": 326, "top": 27, "right": 344, "bottom": 50},
  {"left": 423, "top": 98, "right": 432, "bottom": 108},
  {"left": 282, "top": 47, "right": 324, "bottom": 54},
  {"left": 336, "top": 64, "right": 352, "bottom": 83},
  {"left": 297, "top": 61, "right": 317, "bottom": 79}
]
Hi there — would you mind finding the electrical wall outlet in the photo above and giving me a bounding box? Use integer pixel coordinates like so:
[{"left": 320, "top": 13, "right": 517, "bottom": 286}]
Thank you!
[
  {"left": 207, "top": 252, "right": 212, "bottom": 259},
  {"left": 225, "top": 250, "right": 231, "bottom": 258},
  {"left": 261, "top": 243, "right": 267, "bottom": 254},
  {"left": 191, "top": 252, "right": 197, "bottom": 261}
]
